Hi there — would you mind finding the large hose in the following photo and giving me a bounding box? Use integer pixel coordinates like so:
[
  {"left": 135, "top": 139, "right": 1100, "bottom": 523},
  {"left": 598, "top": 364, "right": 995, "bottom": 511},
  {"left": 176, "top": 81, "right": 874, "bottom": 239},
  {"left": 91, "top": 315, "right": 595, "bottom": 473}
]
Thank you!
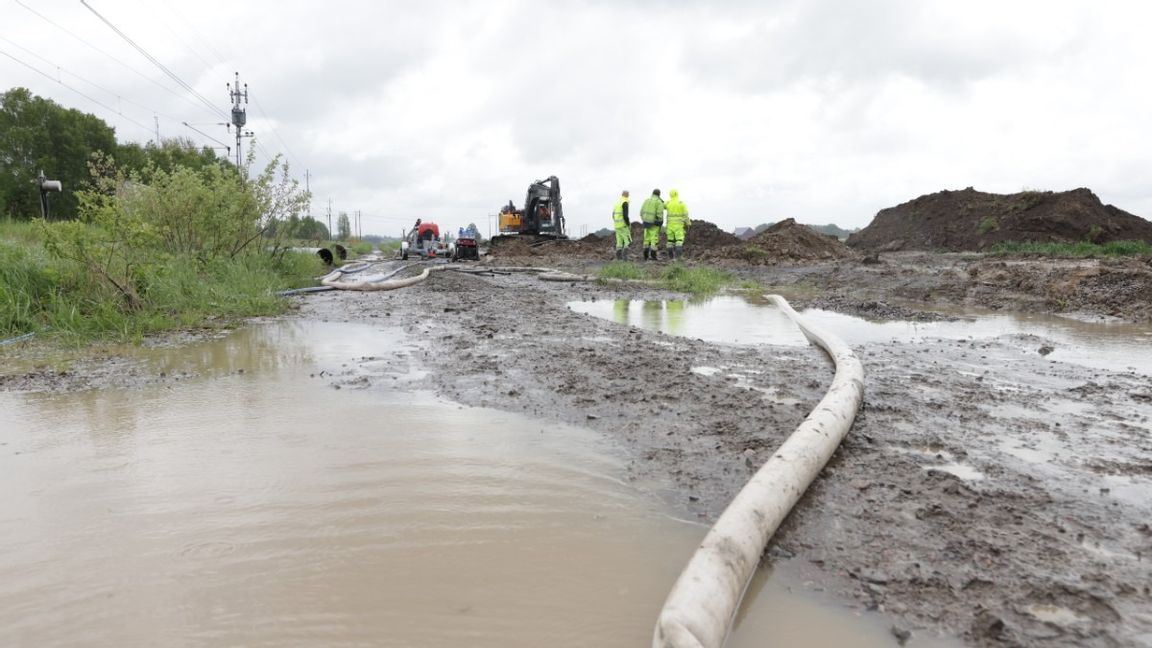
[
  {"left": 0, "top": 332, "right": 36, "bottom": 346},
  {"left": 653, "top": 294, "right": 864, "bottom": 648},
  {"left": 321, "top": 265, "right": 438, "bottom": 291}
]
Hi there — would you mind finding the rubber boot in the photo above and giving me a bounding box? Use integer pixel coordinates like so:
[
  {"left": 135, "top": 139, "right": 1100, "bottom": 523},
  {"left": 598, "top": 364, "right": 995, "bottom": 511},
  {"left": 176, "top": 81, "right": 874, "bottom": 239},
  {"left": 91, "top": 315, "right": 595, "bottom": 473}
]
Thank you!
[{"left": 614, "top": 248, "right": 622, "bottom": 261}]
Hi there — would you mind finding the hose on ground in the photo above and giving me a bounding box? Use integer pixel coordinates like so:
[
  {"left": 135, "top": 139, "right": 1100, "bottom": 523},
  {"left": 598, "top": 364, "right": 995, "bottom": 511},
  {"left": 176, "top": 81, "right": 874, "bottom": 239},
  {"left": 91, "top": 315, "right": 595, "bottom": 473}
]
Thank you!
[
  {"left": 321, "top": 264, "right": 442, "bottom": 291},
  {"left": 0, "top": 332, "right": 36, "bottom": 346},
  {"left": 652, "top": 294, "right": 865, "bottom": 648}
]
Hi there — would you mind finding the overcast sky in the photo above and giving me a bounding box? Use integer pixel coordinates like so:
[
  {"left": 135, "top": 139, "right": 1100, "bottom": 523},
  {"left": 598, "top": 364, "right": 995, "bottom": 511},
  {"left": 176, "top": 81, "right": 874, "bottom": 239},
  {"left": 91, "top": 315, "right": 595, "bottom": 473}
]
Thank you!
[{"left": 4, "top": 0, "right": 1151, "bottom": 237}]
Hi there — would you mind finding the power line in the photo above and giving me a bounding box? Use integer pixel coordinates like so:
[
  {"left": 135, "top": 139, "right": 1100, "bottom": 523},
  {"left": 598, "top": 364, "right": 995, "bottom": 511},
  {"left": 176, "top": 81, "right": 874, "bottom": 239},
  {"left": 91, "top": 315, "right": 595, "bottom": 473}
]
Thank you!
[
  {"left": 149, "top": 8, "right": 217, "bottom": 73},
  {"left": 0, "top": 34, "right": 181, "bottom": 127},
  {"left": 158, "top": 0, "right": 232, "bottom": 67},
  {"left": 11, "top": 0, "right": 218, "bottom": 119},
  {"left": 80, "top": 0, "right": 228, "bottom": 121},
  {"left": 181, "top": 121, "right": 232, "bottom": 151},
  {"left": 0, "top": 47, "right": 154, "bottom": 136},
  {"left": 250, "top": 94, "right": 303, "bottom": 172}
]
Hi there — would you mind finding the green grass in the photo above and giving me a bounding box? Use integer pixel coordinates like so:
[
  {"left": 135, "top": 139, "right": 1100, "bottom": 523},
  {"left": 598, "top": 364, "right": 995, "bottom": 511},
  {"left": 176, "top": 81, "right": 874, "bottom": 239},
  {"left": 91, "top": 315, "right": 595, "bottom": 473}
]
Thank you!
[
  {"left": 990, "top": 240, "right": 1152, "bottom": 258},
  {"left": 598, "top": 261, "right": 648, "bottom": 281},
  {"left": 659, "top": 265, "right": 736, "bottom": 295},
  {"left": 1, "top": 227, "right": 324, "bottom": 342},
  {"left": 597, "top": 262, "right": 744, "bottom": 296}
]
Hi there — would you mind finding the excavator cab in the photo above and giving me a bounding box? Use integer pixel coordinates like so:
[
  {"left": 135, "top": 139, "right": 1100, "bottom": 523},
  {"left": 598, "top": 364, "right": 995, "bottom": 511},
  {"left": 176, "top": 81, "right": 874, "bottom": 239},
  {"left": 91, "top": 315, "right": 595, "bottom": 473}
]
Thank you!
[
  {"left": 522, "top": 176, "right": 564, "bottom": 238},
  {"left": 496, "top": 176, "right": 566, "bottom": 239}
]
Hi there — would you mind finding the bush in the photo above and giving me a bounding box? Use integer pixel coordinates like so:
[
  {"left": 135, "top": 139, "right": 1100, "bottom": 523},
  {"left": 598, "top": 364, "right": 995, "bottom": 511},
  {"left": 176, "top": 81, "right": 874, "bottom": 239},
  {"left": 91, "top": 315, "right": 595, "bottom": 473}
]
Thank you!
[{"left": 1, "top": 155, "right": 318, "bottom": 341}]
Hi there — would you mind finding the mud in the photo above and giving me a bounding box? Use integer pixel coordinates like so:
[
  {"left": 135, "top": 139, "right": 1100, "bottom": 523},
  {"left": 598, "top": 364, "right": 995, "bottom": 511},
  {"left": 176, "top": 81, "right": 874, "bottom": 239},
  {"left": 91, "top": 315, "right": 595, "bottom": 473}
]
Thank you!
[
  {"left": 848, "top": 187, "right": 1152, "bottom": 252},
  {"left": 3, "top": 253, "right": 1151, "bottom": 647},
  {"left": 698, "top": 218, "right": 856, "bottom": 264}
]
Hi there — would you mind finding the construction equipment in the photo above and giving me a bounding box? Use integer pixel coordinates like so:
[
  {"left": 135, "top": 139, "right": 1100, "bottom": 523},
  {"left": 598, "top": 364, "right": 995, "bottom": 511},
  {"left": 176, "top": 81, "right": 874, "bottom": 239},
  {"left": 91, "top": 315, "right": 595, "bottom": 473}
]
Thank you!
[
  {"left": 496, "top": 176, "right": 566, "bottom": 240},
  {"left": 452, "top": 225, "right": 480, "bottom": 261},
  {"left": 399, "top": 219, "right": 449, "bottom": 260}
]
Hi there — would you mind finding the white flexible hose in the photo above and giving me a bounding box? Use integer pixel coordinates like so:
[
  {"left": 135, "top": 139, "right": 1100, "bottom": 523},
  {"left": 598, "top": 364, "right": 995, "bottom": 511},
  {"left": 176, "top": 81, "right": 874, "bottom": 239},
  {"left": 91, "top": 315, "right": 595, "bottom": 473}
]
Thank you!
[
  {"left": 653, "top": 294, "right": 865, "bottom": 648},
  {"left": 321, "top": 267, "right": 436, "bottom": 291}
]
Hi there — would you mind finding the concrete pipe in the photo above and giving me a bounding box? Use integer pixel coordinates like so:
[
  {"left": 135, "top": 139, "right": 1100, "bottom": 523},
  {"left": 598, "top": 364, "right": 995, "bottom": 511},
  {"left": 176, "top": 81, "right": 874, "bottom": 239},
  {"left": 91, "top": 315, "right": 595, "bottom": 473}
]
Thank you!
[{"left": 652, "top": 294, "right": 864, "bottom": 648}]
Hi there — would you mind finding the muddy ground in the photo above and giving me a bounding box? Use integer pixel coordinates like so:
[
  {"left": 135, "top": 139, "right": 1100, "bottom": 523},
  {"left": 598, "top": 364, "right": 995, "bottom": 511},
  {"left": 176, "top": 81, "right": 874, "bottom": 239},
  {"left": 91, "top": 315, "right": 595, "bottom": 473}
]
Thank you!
[
  {"left": 847, "top": 187, "right": 1152, "bottom": 252},
  {"left": 3, "top": 253, "right": 1151, "bottom": 647}
]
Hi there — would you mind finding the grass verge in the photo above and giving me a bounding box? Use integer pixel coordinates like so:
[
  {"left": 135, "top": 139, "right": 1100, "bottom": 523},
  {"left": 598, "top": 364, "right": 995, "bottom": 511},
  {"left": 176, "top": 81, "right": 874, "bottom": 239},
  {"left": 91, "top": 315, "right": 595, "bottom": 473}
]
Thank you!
[
  {"left": 597, "top": 262, "right": 750, "bottom": 296},
  {"left": 990, "top": 240, "right": 1152, "bottom": 257},
  {"left": 1, "top": 220, "right": 324, "bottom": 342}
]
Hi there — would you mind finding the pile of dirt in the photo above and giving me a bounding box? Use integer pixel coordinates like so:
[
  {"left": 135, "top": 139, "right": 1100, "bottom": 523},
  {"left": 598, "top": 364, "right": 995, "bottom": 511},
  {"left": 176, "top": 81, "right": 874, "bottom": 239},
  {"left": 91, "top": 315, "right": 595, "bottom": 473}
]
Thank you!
[
  {"left": 848, "top": 187, "right": 1152, "bottom": 252},
  {"left": 683, "top": 220, "right": 743, "bottom": 249},
  {"left": 487, "top": 235, "right": 608, "bottom": 259},
  {"left": 698, "top": 219, "right": 856, "bottom": 264}
]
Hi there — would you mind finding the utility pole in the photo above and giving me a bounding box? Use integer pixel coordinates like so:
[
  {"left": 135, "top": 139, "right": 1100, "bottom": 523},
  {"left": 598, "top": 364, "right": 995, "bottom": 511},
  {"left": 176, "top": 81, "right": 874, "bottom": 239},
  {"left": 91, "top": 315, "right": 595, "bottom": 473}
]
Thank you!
[
  {"left": 327, "top": 199, "right": 332, "bottom": 239},
  {"left": 227, "top": 72, "right": 254, "bottom": 171},
  {"left": 304, "top": 169, "right": 311, "bottom": 218},
  {"left": 356, "top": 210, "right": 361, "bottom": 240},
  {"left": 154, "top": 115, "right": 160, "bottom": 143}
]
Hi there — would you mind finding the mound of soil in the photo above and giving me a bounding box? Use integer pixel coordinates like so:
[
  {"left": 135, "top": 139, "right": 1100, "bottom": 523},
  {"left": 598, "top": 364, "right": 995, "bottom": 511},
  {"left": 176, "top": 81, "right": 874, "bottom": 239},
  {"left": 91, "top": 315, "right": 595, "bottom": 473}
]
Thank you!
[
  {"left": 848, "top": 187, "right": 1152, "bottom": 252},
  {"left": 684, "top": 220, "right": 743, "bottom": 249},
  {"left": 487, "top": 235, "right": 608, "bottom": 259},
  {"left": 699, "top": 219, "right": 856, "bottom": 264}
]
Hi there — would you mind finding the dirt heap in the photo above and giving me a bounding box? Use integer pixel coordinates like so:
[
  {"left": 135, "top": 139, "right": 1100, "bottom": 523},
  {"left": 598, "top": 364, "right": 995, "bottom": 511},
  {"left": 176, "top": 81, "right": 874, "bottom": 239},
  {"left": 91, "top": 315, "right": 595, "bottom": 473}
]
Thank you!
[
  {"left": 486, "top": 235, "right": 609, "bottom": 259},
  {"left": 683, "top": 220, "right": 743, "bottom": 249},
  {"left": 698, "top": 218, "right": 856, "bottom": 264},
  {"left": 848, "top": 187, "right": 1152, "bottom": 252}
]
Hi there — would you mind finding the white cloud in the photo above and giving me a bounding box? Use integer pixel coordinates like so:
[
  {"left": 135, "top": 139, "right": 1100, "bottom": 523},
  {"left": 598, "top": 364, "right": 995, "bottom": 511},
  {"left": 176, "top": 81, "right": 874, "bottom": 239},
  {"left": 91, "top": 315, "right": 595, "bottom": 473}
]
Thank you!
[{"left": 4, "top": 0, "right": 1152, "bottom": 236}]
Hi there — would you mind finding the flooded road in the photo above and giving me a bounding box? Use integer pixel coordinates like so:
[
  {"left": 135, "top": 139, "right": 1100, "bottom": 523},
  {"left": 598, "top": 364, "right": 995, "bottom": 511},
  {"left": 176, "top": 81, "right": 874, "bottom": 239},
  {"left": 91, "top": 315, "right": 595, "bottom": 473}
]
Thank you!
[
  {"left": 0, "top": 321, "right": 952, "bottom": 647},
  {"left": 568, "top": 295, "right": 1152, "bottom": 374}
]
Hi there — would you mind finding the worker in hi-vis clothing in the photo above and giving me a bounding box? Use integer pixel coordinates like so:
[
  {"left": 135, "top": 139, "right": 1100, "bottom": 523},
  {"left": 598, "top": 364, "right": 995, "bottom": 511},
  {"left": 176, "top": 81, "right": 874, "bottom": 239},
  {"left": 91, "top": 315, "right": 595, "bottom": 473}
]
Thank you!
[
  {"left": 639, "top": 188, "right": 665, "bottom": 261},
  {"left": 612, "top": 190, "right": 631, "bottom": 260},
  {"left": 665, "top": 189, "right": 690, "bottom": 260}
]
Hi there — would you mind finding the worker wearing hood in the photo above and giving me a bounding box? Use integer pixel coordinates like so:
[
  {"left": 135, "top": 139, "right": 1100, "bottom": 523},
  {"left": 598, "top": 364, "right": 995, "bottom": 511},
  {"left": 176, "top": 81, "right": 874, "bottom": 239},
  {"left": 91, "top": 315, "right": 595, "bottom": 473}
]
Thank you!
[{"left": 665, "top": 189, "right": 691, "bottom": 260}]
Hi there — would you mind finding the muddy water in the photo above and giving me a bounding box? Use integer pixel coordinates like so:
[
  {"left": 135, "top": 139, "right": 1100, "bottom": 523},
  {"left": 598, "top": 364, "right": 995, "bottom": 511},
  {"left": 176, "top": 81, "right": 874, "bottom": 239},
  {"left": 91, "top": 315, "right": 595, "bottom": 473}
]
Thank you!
[
  {"left": 569, "top": 295, "right": 1152, "bottom": 374},
  {"left": 0, "top": 321, "right": 953, "bottom": 647}
]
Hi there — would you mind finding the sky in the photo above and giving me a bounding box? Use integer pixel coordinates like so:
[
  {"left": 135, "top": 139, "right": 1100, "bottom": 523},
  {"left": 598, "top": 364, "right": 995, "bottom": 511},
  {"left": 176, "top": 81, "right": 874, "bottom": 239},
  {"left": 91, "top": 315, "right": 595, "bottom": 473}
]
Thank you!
[{"left": 4, "top": 0, "right": 1151, "bottom": 238}]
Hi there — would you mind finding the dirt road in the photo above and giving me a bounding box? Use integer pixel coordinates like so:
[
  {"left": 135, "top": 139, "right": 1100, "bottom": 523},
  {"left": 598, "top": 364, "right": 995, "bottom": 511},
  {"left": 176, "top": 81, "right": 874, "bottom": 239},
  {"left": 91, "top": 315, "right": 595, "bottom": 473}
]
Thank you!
[{"left": 3, "top": 253, "right": 1150, "bottom": 646}]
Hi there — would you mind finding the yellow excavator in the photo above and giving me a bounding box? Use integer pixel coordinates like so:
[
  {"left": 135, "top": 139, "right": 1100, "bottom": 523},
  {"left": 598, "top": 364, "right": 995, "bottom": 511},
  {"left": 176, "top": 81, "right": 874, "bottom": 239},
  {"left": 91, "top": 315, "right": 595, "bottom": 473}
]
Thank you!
[{"left": 495, "top": 176, "right": 566, "bottom": 241}]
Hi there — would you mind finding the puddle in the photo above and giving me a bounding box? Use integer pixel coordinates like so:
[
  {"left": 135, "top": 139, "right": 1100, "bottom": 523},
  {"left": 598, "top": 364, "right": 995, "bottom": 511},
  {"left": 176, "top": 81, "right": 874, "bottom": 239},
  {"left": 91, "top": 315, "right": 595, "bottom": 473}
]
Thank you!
[
  {"left": 886, "top": 447, "right": 986, "bottom": 481},
  {"left": 569, "top": 296, "right": 1152, "bottom": 374},
  {"left": 923, "top": 463, "right": 986, "bottom": 481},
  {"left": 0, "top": 321, "right": 956, "bottom": 647},
  {"left": 1026, "top": 604, "right": 1089, "bottom": 627}
]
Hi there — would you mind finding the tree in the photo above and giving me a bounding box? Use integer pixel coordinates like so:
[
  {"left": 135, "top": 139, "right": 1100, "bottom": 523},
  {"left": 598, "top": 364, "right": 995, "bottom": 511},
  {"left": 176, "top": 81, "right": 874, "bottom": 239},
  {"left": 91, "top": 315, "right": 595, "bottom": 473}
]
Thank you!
[
  {"left": 336, "top": 211, "right": 351, "bottom": 240},
  {"left": 293, "top": 216, "right": 329, "bottom": 240},
  {"left": 116, "top": 137, "right": 232, "bottom": 177},
  {"left": 0, "top": 87, "right": 117, "bottom": 219}
]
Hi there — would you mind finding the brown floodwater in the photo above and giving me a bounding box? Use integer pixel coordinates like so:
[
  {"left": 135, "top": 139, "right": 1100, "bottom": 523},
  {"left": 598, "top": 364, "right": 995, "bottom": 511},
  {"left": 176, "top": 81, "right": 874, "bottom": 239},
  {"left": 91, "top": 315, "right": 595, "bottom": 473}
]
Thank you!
[
  {"left": 0, "top": 321, "right": 955, "bottom": 647},
  {"left": 568, "top": 296, "right": 1152, "bottom": 374}
]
